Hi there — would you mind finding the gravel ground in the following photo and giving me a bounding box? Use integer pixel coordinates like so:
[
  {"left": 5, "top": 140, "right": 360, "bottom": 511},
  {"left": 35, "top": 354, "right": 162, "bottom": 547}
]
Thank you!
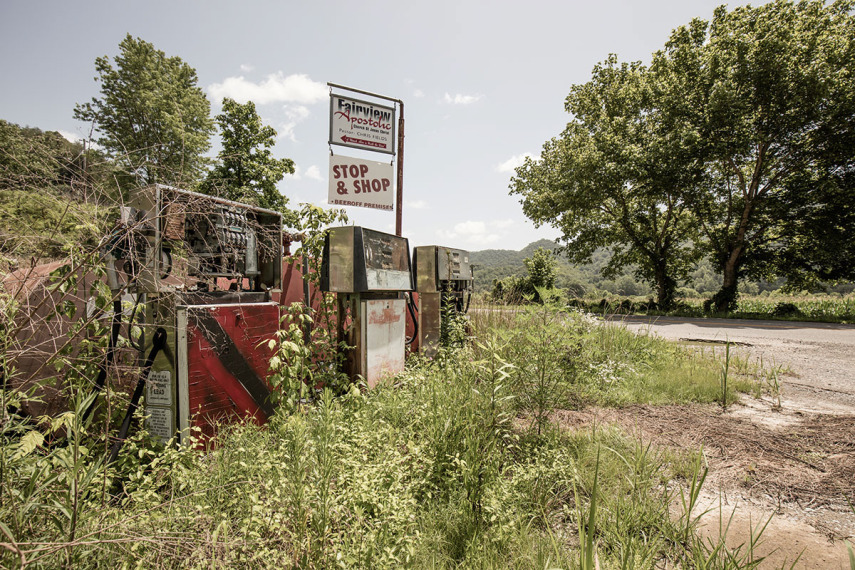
[{"left": 612, "top": 315, "right": 855, "bottom": 413}]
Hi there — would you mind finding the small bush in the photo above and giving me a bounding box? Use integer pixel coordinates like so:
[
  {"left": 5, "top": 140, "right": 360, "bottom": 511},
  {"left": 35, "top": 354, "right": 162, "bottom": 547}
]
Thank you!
[{"left": 771, "top": 301, "right": 801, "bottom": 316}]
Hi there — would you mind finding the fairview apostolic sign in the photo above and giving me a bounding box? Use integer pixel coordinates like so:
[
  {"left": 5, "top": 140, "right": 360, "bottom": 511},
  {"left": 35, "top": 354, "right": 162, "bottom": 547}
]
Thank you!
[
  {"left": 329, "top": 94, "right": 396, "bottom": 155},
  {"left": 328, "top": 155, "right": 395, "bottom": 211}
]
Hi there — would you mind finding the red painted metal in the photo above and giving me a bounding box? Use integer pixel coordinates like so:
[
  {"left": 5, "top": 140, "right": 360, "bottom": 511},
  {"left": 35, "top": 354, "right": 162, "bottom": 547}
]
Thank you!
[{"left": 183, "top": 303, "right": 280, "bottom": 441}]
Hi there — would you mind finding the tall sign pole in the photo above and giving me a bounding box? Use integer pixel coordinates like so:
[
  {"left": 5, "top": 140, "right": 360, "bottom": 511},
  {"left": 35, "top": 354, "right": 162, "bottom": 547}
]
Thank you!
[
  {"left": 327, "top": 83, "right": 404, "bottom": 236},
  {"left": 395, "top": 100, "right": 404, "bottom": 236}
]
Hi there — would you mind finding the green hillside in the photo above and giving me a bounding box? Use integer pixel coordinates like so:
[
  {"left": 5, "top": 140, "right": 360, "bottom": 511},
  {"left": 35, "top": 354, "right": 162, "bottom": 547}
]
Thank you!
[
  {"left": 0, "top": 120, "right": 118, "bottom": 267},
  {"left": 471, "top": 240, "right": 653, "bottom": 296}
]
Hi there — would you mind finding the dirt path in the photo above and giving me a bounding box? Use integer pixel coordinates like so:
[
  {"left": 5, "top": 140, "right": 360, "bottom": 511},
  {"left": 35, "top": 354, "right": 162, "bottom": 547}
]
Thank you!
[
  {"left": 557, "top": 403, "right": 855, "bottom": 567},
  {"left": 569, "top": 317, "right": 855, "bottom": 566}
]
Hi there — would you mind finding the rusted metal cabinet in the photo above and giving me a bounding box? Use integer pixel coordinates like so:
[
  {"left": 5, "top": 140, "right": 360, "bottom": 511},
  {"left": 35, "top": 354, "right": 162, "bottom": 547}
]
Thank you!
[
  {"left": 175, "top": 302, "right": 280, "bottom": 442},
  {"left": 321, "top": 226, "right": 412, "bottom": 386},
  {"left": 412, "top": 245, "right": 473, "bottom": 358}
]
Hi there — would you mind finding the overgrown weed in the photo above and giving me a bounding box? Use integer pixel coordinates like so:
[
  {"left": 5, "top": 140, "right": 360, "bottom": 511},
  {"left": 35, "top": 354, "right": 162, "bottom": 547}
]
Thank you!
[
  {"left": 471, "top": 303, "right": 755, "bottom": 408},
  {"left": 1, "top": 300, "right": 786, "bottom": 568}
]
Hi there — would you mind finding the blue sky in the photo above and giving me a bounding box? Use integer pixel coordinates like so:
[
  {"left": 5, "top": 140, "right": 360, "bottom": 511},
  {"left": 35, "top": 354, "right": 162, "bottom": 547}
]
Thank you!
[{"left": 0, "top": 0, "right": 753, "bottom": 251}]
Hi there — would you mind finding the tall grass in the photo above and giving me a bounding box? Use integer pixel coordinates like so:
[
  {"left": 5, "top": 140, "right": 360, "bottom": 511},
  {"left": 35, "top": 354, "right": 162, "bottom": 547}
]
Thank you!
[
  {"left": 471, "top": 304, "right": 755, "bottom": 408},
  {"left": 1, "top": 304, "right": 782, "bottom": 568}
]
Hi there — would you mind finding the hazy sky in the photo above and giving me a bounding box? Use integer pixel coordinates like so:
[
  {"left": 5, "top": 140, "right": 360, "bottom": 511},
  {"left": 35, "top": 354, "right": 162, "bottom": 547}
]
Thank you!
[{"left": 0, "top": 0, "right": 753, "bottom": 251}]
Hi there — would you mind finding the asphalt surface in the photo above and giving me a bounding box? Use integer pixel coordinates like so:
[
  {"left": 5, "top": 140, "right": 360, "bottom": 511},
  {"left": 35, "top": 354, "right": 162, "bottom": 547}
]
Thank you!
[{"left": 608, "top": 315, "right": 855, "bottom": 413}]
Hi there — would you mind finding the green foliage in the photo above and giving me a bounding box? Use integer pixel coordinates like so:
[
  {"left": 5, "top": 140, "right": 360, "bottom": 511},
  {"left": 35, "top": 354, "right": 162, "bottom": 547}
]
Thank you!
[
  {"left": 577, "top": 292, "right": 855, "bottom": 323},
  {"left": 523, "top": 247, "right": 556, "bottom": 290},
  {"left": 203, "top": 98, "right": 296, "bottom": 216},
  {"left": 0, "top": 120, "right": 82, "bottom": 191},
  {"left": 0, "top": 120, "right": 120, "bottom": 263},
  {"left": 74, "top": 34, "right": 214, "bottom": 188},
  {"left": 510, "top": 55, "right": 700, "bottom": 309},
  {"left": 267, "top": 303, "right": 316, "bottom": 412},
  {"left": 1, "top": 287, "right": 784, "bottom": 567},
  {"left": 0, "top": 189, "right": 113, "bottom": 259},
  {"left": 484, "top": 301, "right": 577, "bottom": 435},
  {"left": 653, "top": 0, "right": 855, "bottom": 309},
  {"left": 491, "top": 247, "right": 562, "bottom": 304},
  {"left": 512, "top": 0, "right": 855, "bottom": 312},
  {"left": 266, "top": 203, "right": 353, "bottom": 409}
]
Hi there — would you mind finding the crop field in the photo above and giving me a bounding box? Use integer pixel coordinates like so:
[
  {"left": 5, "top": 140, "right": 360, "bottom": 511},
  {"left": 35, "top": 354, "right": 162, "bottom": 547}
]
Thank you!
[{"left": 570, "top": 293, "right": 855, "bottom": 324}]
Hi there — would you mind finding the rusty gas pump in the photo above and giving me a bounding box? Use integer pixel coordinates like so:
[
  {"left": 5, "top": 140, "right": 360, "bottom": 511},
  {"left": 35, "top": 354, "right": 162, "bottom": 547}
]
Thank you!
[
  {"left": 320, "top": 226, "right": 413, "bottom": 387},
  {"left": 105, "top": 184, "right": 284, "bottom": 445},
  {"left": 412, "top": 246, "right": 474, "bottom": 358}
]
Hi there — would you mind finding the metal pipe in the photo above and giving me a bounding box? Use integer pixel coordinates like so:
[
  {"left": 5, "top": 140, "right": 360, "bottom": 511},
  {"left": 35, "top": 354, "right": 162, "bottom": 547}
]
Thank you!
[{"left": 396, "top": 101, "right": 404, "bottom": 237}]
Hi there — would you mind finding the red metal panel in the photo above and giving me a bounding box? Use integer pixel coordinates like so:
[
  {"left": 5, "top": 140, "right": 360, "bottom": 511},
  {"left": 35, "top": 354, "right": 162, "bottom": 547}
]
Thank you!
[{"left": 184, "top": 303, "right": 280, "bottom": 441}]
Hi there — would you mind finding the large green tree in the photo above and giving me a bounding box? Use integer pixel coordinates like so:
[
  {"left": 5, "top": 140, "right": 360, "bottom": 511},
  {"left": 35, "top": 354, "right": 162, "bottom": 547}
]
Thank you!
[
  {"left": 74, "top": 35, "right": 214, "bottom": 189},
  {"left": 653, "top": 0, "right": 855, "bottom": 309},
  {"left": 203, "top": 98, "right": 295, "bottom": 215},
  {"left": 511, "top": 57, "right": 700, "bottom": 309}
]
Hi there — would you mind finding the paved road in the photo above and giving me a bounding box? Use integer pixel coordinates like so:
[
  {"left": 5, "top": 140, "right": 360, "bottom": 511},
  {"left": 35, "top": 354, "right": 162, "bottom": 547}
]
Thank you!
[{"left": 608, "top": 315, "right": 855, "bottom": 413}]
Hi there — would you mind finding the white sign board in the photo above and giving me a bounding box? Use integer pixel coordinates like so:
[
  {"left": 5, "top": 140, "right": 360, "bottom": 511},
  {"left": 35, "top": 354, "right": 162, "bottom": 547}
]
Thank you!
[
  {"left": 330, "top": 95, "right": 396, "bottom": 155},
  {"left": 146, "top": 406, "right": 173, "bottom": 442},
  {"left": 328, "top": 155, "right": 395, "bottom": 211},
  {"left": 146, "top": 370, "right": 172, "bottom": 406}
]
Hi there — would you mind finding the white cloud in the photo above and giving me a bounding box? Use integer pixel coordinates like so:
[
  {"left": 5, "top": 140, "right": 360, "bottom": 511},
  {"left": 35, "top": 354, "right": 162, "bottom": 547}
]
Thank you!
[
  {"left": 239, "top": 63, "right": 254, "bottom": 72},
  {"left": 288, "top": 164, "right": 323, "bottom": 182},
  {"left": 496, "top": 153, "right": 535, "bottom": 173},
  {"left": 208, "top": 72, "right": 326, "bottom": 105},
  {"left": 435, "top": 218, "right": 519, "bottom": 247},
  {"left": 491, "top": 218, "right": 515, "bottom": 229},
  {"left": 442, "top": 92, "right": 483, "bottom": 105},
  {"left": 404, "top": 79, "right": 425, "bottom": 99},
  {"left": 58, "top": 130, "right": 82, "bottom": 143},
  {"left": 278, "top": 105, "right": 311, "bottom": 142},
  {"left": 304, "top": 165, "right": 322, "bottom": 181},
  {"left": 436, "top": 220, "right": 500, "bottom": 246},
  {"left": 454, "top": 220, "right": 486, "bottom": 235}
]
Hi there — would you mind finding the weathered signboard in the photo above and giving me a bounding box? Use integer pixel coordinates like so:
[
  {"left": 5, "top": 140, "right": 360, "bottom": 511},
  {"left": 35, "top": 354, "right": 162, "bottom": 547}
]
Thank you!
[
  {"left": 328, "top": 155, "right": 394, "bottom": 211},
  {"left": 329, "top": 94, "right": 396, "bottom": 154}
]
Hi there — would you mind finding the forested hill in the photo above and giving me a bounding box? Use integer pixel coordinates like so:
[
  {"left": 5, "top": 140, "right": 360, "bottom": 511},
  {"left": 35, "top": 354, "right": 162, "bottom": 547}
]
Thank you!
[
  {"left": 469, "top": 239, "right": 622, "bottom": 295},
  {"left": 470, "top": 238, "right": 560, "bottom": 270},
  {"left": 469, "top": 240, "right": 809, "bottom": 298}
]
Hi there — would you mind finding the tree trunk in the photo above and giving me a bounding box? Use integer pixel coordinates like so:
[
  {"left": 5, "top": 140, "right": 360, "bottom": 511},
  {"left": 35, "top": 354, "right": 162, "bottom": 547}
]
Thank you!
[
  {"left": 712, "top": 242, "right": 744, "bottom": 312},
  {"left": 713, "top": 195, "right": 755, "bottom": 313},
  {"left": 654, "top": 262, "right": 676, "bottom": 310}
]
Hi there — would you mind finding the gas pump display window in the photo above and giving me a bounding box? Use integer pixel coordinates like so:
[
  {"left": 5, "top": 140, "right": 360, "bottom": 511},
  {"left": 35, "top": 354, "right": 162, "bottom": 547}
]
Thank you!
[
  {"left": 362, "top": 228, "right": 411, "bottom": 290},
  {"left": 320, "top": 226, "right": 413, "bottom": 293}
]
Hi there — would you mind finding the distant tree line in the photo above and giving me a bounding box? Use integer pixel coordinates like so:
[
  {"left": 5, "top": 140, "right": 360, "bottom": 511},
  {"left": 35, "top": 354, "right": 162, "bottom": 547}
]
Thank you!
[
  {"left": 475, "top": 240, "right": 853, "bottom": 305},
  {"left": 511, "top": 0, "right": 855, "bottom": 311}
]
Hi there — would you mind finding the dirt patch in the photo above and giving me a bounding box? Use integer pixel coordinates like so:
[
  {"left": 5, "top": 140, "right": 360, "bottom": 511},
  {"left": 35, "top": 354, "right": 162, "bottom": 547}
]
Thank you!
[{"left": 555, "top": 402, "right": 855, "bottom": 566}]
